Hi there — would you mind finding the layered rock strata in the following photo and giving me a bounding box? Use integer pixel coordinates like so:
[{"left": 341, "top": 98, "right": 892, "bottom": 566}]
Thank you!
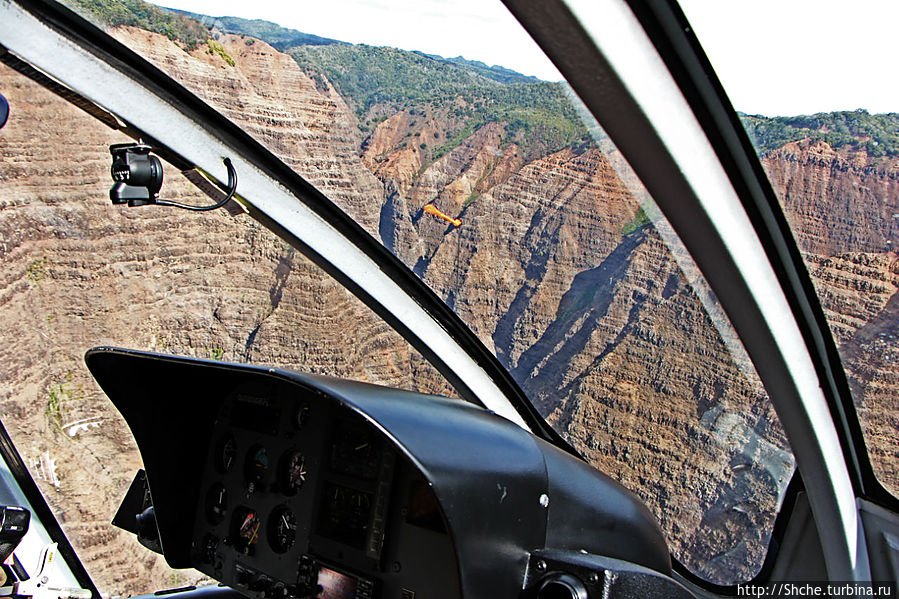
[{"left": 1, "top": 25, "right": 895, "bottom": 595}]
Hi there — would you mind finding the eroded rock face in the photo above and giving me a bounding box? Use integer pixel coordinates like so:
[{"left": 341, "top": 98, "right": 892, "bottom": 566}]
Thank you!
[
  {"left": 366, "top": 116, "right": 792, "bottom": 582},
  {"left": 762, "top": 144, "right": 899, "bottom": 498},
  {"left": 806, "top": 252, "right": 899, "bottom": 492},
  {"left": 1, "top": 25, "right": 896, "bottom": 595},
  {"left": 0, "top": 35, "right": 449, "bottom": 595},
  {"left": 763, "top": 139, "right": 899, "bottom": 256}
]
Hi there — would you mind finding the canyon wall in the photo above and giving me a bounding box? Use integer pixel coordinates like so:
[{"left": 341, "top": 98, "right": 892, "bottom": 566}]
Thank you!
[
  {"left": 762, "top": 142, "right": 899, "bottom": 494},
  {"left": 0, "top": 26, "right": 895, "bottom": 594},
  {"left": 0, "top": 32, "right": 450, "bottom": 595}
]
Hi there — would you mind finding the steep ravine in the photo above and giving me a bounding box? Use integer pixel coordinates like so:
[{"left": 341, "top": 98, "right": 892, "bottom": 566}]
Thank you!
[{"left": 329, "top": 95, "right": 792, "bottom": 583}]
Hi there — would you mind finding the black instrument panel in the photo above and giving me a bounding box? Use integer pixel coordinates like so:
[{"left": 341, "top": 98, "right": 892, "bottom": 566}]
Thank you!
[
  {"left": 92, "top": 348, "right": 679, "bottom": 598},
  {"left": 191, "top": 380, "right": 459, "bottom": 599}
]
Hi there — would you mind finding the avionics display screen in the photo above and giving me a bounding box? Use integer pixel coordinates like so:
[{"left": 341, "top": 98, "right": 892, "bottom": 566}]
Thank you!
[
  {"left": 316, "top": 482, "right": 374, "bottom": 550},
  {"left": 229, "top": 394, "right": 280, "bottom": 435},
  {"left": 317, "top": 566, "right": 362, "bottom": 599}
]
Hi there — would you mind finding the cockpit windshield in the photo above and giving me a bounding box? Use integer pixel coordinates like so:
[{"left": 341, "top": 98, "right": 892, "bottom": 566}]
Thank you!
[
  {"left": 678, "top": 0, "right": 899, "bottom": 502},
  {"left": 3, "top": 0, "right": 857, "bottom": 595}
]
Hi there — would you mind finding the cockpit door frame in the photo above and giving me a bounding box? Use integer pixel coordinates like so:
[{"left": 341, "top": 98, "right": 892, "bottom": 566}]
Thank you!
[
  {"left": 2, "top": 0, "right": 893, "bottom": 588},
  {"left": 0, "top": 419, "right": 99, "bottom": 598}
]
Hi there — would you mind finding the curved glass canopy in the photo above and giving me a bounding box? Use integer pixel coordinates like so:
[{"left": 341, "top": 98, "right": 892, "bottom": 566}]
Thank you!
[{"left": 0, "top": 0, "right": 884, "bottom": 594}]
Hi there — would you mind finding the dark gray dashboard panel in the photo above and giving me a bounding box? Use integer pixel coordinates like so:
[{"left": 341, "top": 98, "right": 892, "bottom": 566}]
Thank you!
[
  {"left": 86, "top": 347, "right": 672, "bottom": 598},
  {"left": 87, "top": 348, "right": 461, "bottom": 598},
  {"left": 192, "top": 377, "right": 460, "bottom": 599}
]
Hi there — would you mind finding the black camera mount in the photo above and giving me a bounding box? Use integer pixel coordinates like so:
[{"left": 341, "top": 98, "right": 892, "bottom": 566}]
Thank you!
[
  {"left": 109, "top": 143, "right": 237, "bottom": 211},
  {"left": 109, "top": 143, "right": 163, "bottom": 206}
]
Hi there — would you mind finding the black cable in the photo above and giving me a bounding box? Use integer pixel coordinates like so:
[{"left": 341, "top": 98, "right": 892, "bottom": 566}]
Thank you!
[{"left": 157, "top": 157, "right": 237, "bottom": 212}]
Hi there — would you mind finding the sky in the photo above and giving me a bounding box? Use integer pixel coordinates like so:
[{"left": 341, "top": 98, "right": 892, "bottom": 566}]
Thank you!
[
  {"left": 150, "top": 0, "right": 897, "bottom": 117},
  {"left": 678, "top": 0, "right": 898, "bottom": 116},
  {"left": 150, "top": 0, "right": 563, "bottom": 80}
]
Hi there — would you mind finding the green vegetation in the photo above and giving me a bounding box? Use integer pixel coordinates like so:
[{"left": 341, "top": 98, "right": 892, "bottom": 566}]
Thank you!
[
  {"left": 740, "top": 110, "right": 899, "bottom": 157},
  {"left": 63, "top": 3, "right": 586, "bottom": 161},
  {"left": 175, "top": 12, "right": 344, "bottom": 49},
  {"left": 463, "top": 156, "right": 499, "bottom": 206},
  {"left": 64, "top": 2, "right": 899, "bottom": 166},
  {"left": 185, "top": 13, "right": 530, "bottom": 86},
  {"left": 206, "top": 39, "right": 235, "bottom": 66},
  {"left": 63, "top": 0, "right": 210, "bottom": 50},
  {"left": 310, "top": 73, "right": 329, "bottom": 93},
  {"left": 26, "top": 256, "right": 48, "bottom": 284},
  {"left": 414, "top": 52, "right": 539, "bottom": 85},
  {"left": 621, "top": 206, "right": 652, "bottom": 237},
  {"left": 47, "top": 384, "right": 63, "bottom": 424},
  {"left": 45, "top": 372, "right": 82, "bottom": 426},
  {"left": 289, "top": 44, "right": 589, "bottom": 161},
  {"left": 428, "top": 121, "right": 476, "bottom": 164}
]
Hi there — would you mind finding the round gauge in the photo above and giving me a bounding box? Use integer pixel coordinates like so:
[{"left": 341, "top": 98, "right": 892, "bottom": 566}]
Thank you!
[
  {"left": 231, "top": 506, "right": 261, "bottom": 555},
  {"left": 278, "top": 449, "right": 307, "bottom": 496},
  {"left": 330, "top": 421, "right": 381, "bottom": 480},
  {"left": 267, "top": 505, "right": 297, "bottom": 553},
  {"left": 205, "top": 483, "right": 228, "bottom": 525},
  {"left": 214, "top": 434, "right": 237, "bottom": 474},
  {"left": 293, "top": 401, "right": 310, "bottom": 430},
  {"left": 244, "top": 445, "right": 269, "bottom": 491}
]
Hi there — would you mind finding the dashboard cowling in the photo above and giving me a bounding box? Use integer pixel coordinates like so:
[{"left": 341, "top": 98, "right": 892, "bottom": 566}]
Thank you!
[{"left": 86, "top": 347, "right": 674, "bottom": 598}]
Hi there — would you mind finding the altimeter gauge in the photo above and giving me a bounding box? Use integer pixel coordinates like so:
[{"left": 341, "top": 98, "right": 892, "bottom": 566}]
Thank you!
[{"left": 268, "top": 505, "right": 297, "bottom": 553}]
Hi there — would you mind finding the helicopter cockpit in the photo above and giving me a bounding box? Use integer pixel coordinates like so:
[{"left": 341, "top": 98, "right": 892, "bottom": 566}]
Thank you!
[{"left": 0, "top": 1, "right": 897, "bottom": 599}]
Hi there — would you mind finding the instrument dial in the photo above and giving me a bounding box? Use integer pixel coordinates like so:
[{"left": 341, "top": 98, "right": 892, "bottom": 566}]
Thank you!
[
  {"left": 215, "top": 434, "right": 237, "bottom": 474},
  {"left": 318, "top": 482, "right": 374, "bottom": 550},
  {"left": 205, "top": 483, "right": 228, "bottom": 525},
  {"left": 293, "top": 401, "right": 310, "bottom": 430},
  {"left": 245, "top": 445, "right": 269, "bottom": 491},
  {"left": 279, "top": 449, "right": 307, "bottom": 495},
  {"left": 231, "top": 506, "right": 261, "bottom": 555},
  {"left": 268, "top": 505, "right": 297, "bottom": 553},
  {"left": 331, "top": 421, "right": 381, "bottom": 480}
]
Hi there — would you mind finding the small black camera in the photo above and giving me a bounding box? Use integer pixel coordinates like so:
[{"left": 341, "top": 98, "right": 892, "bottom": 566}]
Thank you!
[{"left": 109, "top": 143, "right": 164, "bottom": 206}]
